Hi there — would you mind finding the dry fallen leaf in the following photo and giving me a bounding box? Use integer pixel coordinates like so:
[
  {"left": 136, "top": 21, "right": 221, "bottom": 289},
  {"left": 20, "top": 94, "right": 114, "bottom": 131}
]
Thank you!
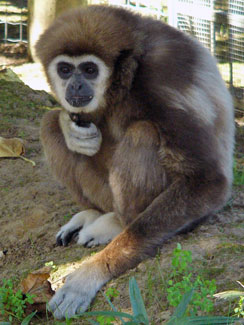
[
  {"left": 0, "top": 137, "right": 24, "bottom": 157},
  {"left": 0, "top": 136, "right": 36, "bottom": 166},
  {"left": 21, "top": 266, "right": 55, "bottom": 314}
]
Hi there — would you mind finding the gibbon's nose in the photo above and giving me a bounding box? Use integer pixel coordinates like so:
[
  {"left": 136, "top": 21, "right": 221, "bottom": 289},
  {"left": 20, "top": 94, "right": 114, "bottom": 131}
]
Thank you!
[{"left": 70, "top": 82, "right": 82, "bottom": 91}]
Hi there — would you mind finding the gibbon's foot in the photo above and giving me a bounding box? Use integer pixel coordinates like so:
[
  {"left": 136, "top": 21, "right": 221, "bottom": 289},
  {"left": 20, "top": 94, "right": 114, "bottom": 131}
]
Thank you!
[
  {"left": 56, "top": 209, "right": 101, "bottom": 246},
  {"left": 48, "top": 258, "right": 109, "bottom": 319},
  {"left": 77, "top": 212, "right": 123, "bottom": 247}
]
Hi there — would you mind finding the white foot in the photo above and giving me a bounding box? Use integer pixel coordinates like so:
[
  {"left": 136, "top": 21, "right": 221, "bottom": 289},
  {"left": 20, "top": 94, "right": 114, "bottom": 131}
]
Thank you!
[
  {"left": 77, "top": 212, "right": 123, "bottom": 247},
  {"left": 56, "top": 209, "right": 101, "bottom": 246}
]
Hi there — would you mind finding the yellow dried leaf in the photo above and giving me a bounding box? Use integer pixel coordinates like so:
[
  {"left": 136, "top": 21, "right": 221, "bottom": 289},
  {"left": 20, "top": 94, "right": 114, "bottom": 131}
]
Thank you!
[
  {"left": 0, "top": 137, "right": 24, "bottom": 157},
  {"left": 0, "top": 136, "right": 36, "bottom": 166},
  {"left": 21, "top": 266, "right": 52, "bottom": 294}
]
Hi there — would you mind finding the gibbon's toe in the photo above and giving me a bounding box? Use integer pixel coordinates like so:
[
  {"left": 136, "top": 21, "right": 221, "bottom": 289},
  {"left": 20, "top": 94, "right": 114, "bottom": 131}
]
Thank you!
[
  {"left": 77, "top": 212, "right": 123, "bottom": 247},
  {"left": 56, "top": 228, "right": 81, "bottom": 246},
  {"left": 55, "top": 210, "right": 102, "bottom": 246}
]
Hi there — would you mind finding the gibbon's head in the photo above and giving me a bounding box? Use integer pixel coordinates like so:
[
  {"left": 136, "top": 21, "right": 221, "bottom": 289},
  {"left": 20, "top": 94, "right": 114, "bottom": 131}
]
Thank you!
[{"left": 35, "top": 5, "right": 143, "bottom": 114}]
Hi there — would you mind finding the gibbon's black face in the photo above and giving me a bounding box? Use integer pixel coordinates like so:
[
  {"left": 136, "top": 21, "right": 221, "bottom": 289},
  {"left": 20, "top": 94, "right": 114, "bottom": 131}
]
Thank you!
[
  {"left": 57, "top": 61, "right": 98, "bottom": 107},
  {"left": 48, "top": 55, "right": 111, "bottom": 114}
]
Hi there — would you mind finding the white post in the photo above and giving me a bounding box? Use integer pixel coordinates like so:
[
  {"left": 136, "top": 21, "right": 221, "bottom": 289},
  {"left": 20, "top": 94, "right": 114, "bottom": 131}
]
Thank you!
[{"left": 168, "top": 0, "right": 178, "bottom": 28}]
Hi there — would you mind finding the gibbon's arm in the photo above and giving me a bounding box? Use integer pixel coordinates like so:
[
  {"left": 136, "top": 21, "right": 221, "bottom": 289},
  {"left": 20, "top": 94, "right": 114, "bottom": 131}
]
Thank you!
[
  {"left": 40, "top": 110, "right": 99, "bottom": 209},
  {"left": 49, "top": 119, "right": 228, "bottom": 319}
]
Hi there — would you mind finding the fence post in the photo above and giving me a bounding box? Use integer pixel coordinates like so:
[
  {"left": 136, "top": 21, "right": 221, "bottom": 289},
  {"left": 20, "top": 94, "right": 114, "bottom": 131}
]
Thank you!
[
  {"left": 28, "top": 0, "right": 88, "bottom": 62},
  {"left": 168, "top": 0, "right": 177, "bottom": 28}
]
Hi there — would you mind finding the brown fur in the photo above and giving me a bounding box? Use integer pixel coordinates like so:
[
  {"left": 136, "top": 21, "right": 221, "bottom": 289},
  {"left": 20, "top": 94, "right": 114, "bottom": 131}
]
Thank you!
[{"left": 36, "top": 5, "right": 234, "bottom": 317}]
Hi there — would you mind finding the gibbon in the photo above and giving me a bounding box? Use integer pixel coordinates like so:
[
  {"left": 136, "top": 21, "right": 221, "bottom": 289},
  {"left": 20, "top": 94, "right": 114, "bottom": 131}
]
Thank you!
[{"left": 36, "top": 5, "right": 234, "bottom": 319}]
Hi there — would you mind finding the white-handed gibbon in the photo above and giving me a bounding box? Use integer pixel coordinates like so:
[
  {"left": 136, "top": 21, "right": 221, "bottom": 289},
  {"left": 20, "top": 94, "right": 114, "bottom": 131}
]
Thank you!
[{"left": 36, "top": 5, "right": 234, "bottom": 319}]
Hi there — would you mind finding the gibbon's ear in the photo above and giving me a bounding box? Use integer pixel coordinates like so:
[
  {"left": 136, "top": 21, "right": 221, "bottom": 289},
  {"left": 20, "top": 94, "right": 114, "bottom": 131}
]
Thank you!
[{"left": 110, "top": 49, "right": 138, "bottom": 98}]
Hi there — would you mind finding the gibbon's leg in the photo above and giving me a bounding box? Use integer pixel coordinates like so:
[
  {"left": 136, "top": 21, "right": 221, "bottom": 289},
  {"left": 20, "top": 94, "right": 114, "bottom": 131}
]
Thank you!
[
  {"left": 57, "top": 210, "right": 123, "bottom": 247},
  {"left": 41, "top": 110, "right": 114, "bottom": 246},
  {"left": 49, "top": 120, "right": 228, "bottom": 319}
]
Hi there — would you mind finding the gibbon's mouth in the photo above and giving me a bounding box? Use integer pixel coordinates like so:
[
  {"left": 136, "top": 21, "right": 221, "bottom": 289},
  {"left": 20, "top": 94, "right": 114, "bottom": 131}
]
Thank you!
[
  {"left": 66, "top": 95, "right": 93, "bottom": 108},
  {"left": 69, "top": 113, "right": 91, "bottom": 128}
]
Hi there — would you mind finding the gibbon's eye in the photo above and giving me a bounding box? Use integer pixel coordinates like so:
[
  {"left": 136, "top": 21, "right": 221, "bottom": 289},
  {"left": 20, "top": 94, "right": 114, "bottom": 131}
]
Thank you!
[
  {"left": 79, "top": 62, "right": 98, "bottom": 79},
  {"left": 57, "top": 62, "right": 74, "bottom": 79}
]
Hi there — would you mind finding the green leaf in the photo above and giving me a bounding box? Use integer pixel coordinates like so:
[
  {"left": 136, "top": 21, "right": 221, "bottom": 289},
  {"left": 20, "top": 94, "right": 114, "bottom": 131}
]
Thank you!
[
  {"left": 101, "top": 290, "right": 118, "bottom": 313},
  {"left": 77, "top": 310, "right": 135, "bottom": 320},
  {"left": 167, "top": 316, "right": 238, "bottom": 325},
  {"left": 88, "top": 320, "right": 100, "bottom": 325},
  {"left": 170, "top": 288, "right": 194, "bottom": 321},
  {"left": 21, "top": 311, "right": 37, "bottom": 325},
  {"left": 0, "top": 322, "right": 11, "bottom": 325},
  {"left": 129, "top": 277, "right": 149, "bottom": 324},
  {"left": 185, "top": 316, "right": 238, "bottom": 324},
  {"left": 101, "top": 291, "right": 126, "bottom": 325}
]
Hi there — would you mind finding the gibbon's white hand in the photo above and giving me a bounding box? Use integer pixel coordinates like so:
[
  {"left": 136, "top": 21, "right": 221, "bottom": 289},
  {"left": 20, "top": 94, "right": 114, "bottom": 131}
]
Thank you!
[{"left": 59, "top": 111, "right": 102, "bottom": 156}]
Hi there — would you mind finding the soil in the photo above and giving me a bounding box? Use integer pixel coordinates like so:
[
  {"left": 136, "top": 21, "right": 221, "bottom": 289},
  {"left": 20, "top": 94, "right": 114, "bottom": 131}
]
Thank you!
[{"left": 0, "top": 64, "right": 243, "bottom": 324}]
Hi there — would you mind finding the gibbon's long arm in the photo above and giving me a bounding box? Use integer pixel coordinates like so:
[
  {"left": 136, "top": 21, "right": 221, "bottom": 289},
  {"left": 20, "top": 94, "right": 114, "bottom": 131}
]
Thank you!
[
  {"left": 41, "top": 110, "right": 113, "bottom": 212},
  {"left": 48, "top": 119, "right": 228, "bottom": 319}
]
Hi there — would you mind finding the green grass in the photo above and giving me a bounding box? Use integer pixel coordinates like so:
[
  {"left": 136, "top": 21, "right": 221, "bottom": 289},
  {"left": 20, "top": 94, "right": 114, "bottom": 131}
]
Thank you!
[
  {"left": 233, "top": 158, "right": 244, "bottom": 186},
  {"left": 0, "top": 78, "right": 56, "bottom": 133}
]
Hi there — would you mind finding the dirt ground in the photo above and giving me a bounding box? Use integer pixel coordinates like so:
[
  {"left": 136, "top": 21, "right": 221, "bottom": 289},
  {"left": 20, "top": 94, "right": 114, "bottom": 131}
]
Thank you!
[{"left": 0, "top": 63, "right": 243, "bottom": 324}]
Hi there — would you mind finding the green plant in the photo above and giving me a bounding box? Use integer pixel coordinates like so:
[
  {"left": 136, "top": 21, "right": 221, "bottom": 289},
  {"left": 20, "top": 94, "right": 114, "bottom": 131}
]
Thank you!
[
  {"left": 95, "top": 314, "right": 116, "bottom": 325},
  {"left": 17, "top": 131, "right": 27, "bottom": 139},
  {"left": 167, "top": 289, "right": 237, "bottom": 325},
  {"left": 95, "top": 287, "right": 120, "bottom": 324},
  {"left": 104, "top": 287, "right": 119, "bottom": 300},
  {"left": 166, "top": 243, "right": 216, "bottom": 315},
  {"left": 234, "top": 296, "right": 244, "bottom": 318},
  {"left": 63, "top": 213, "right": 73, "bottom": 221},
  {"left": 0, "top": 279, "right": 35, "bottom": 323},
  {"left": 45, "top": 260, "right": 58, "bottom": 272},
  {"left": 146, "top": 267, "right": 154, "bottom": 305},
  {"left": 214, "top": 281, "right": 244, "bottom": 318}
]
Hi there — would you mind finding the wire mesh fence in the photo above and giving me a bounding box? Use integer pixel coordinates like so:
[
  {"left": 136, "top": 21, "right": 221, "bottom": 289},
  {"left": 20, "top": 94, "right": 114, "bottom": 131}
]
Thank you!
[
  {"left": 0, "top": 0, "right": 27, "bottom": 43},
  {"left": 168, "top": 0, "right": 244, "bottom": 111},
  {"left": 108, "top": 0, "right": 165, "bottom": 19}
]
